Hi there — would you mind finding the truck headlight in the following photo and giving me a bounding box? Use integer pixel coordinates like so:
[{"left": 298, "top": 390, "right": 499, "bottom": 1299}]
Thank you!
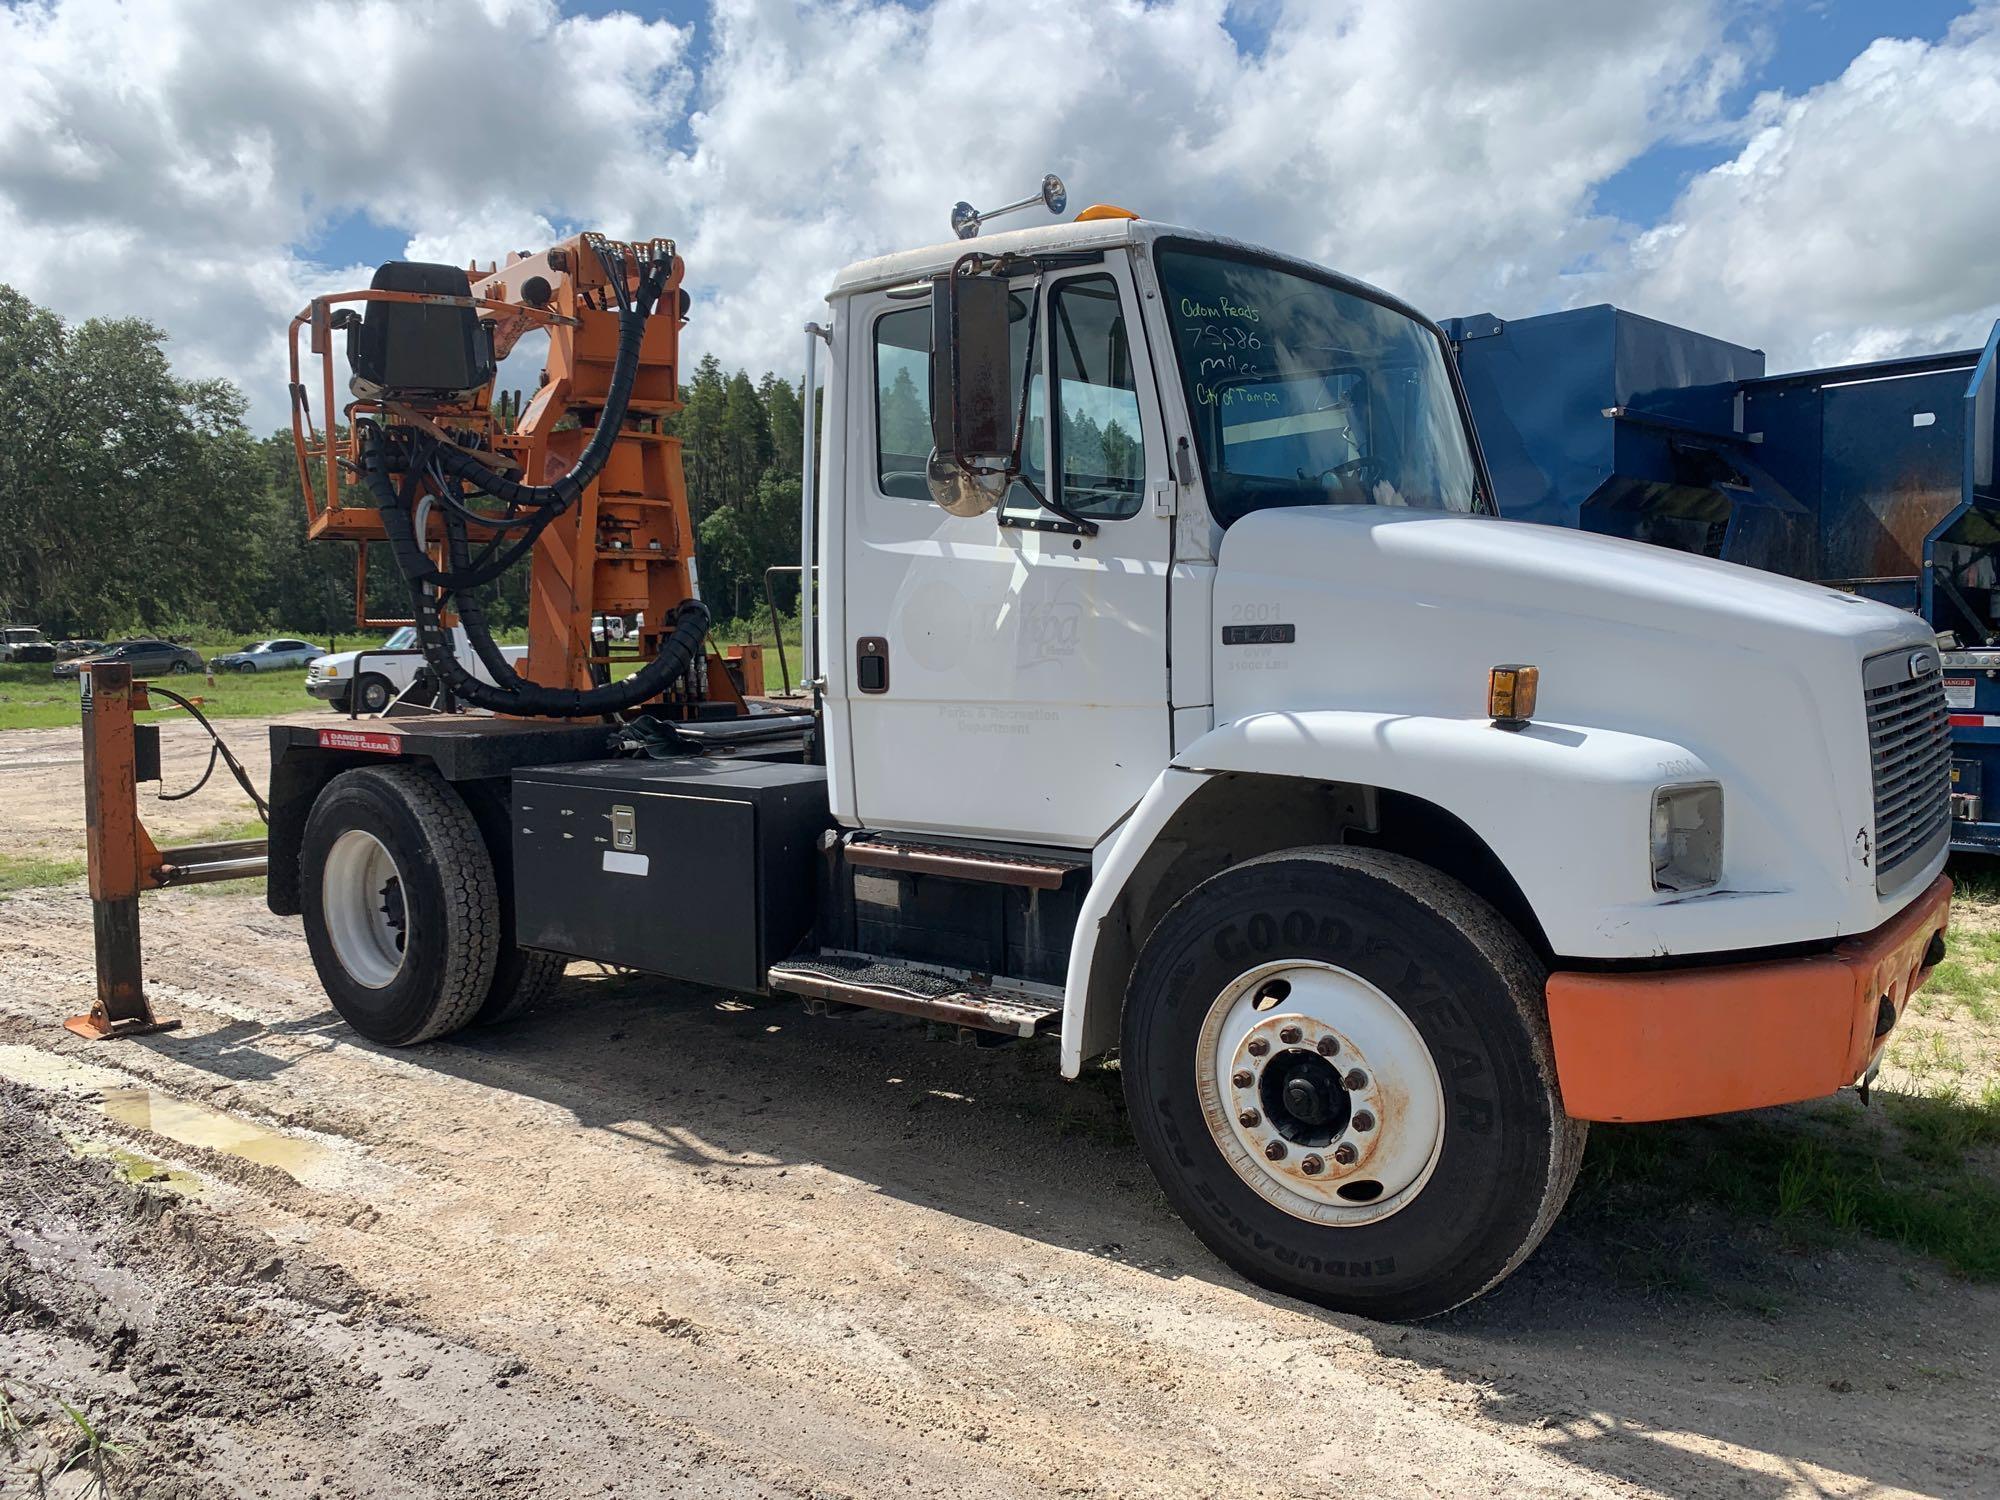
[
  {"left": 1651, "top": 783, "right": 1723, "bottom": 893},
  {"left": 320, "top": 665, "right": 339, "bottom": 679}
]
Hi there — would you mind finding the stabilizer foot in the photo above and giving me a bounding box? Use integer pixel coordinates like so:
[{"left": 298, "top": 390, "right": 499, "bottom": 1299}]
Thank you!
[{"left": 62, "top": 1009, "right": 182, "bottom": 1042}]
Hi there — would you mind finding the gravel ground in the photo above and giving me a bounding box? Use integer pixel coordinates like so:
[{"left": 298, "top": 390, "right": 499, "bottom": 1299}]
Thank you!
[{"left": 1, "top": 712, "right": 1996, "bottom": 1497}]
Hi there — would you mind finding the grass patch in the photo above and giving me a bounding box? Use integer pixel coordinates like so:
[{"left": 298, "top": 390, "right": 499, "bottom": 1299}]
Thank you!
[
  {"left": 0, "top": 621, "right": 798, "bottom": 731},
  {"left": 56, "top": 1399, "right": 127, "bottom": 1496},
  {"left": 0, "top": 851, "right": 86, "bottom": 893},
  {"left": 1947, "top": 854, "right": 2000, "bottom": 907},
  {"left": 193, "top": 816, "right": 268, "bottom": 844},
  {"left": 0, "top": 654, "right": 322, "bottom": 732},
  {"left": 1578, "top": 1085, "right": 2000, "bottom": 1283}
]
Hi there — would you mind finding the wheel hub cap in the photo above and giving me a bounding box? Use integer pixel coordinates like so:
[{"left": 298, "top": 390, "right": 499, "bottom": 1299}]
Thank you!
[
  {"left": 1197, "top": 960, "right": 1445, "bottom": 1226},
  {"left": 321, "top": 829, "right": 409, "bottom": 989}
]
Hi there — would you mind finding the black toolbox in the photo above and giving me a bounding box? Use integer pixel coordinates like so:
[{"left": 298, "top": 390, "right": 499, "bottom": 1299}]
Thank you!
[{"left": 510, "top": 758, "right": 829, "bottom": 991}]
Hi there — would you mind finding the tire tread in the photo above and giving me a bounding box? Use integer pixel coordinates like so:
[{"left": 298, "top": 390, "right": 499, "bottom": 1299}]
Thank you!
[{"left": 309, "top": 764, "right": 499, "bottom": 1045}]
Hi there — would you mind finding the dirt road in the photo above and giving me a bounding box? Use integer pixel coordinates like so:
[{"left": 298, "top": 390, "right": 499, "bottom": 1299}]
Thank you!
[{"left": 2, "top": 712, "right": 1996, "bottom": 1497}]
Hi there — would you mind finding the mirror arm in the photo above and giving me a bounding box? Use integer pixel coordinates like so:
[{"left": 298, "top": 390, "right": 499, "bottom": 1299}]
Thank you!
[{"left": 1004, "top": 473, "right": 1098, "bottom": 537}]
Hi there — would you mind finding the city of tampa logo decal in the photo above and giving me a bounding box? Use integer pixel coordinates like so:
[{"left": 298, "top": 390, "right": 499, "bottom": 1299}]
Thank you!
[{"left": 1016, "top": 577, "right": 1081, "bottom": 670}]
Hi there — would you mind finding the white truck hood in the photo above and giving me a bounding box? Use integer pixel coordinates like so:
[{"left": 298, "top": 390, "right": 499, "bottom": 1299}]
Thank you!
[{"left": 1210, "top": 507, "right": 1943, "bottom": 945}]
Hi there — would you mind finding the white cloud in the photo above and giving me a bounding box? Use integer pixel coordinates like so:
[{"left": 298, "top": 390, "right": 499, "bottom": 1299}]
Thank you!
[
  {"left": 8, "top": 0, "right": 1993, "bottom": 431},
  {"left": 1617, "top": 6, "right": 2000, "bottom": 367},
  {"left": 0, "top": 0, "right": 690, "bottom": 414},
  {"left": 642, "top": 0, "right": 1749, "bottom": 383}
]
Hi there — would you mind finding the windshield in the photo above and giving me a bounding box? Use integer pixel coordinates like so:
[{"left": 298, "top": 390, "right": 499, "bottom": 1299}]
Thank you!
[
  {"left": 1155, "top": 244, "right": 1485, "bottom": 527},
  {"left": 383, "top": 627, "right": 417, "bottom": 650}
]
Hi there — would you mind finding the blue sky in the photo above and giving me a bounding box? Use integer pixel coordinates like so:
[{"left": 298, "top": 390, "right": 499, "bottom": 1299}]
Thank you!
[{"left": 1595, "top": 0, "right": 1973, "bottom": 222}]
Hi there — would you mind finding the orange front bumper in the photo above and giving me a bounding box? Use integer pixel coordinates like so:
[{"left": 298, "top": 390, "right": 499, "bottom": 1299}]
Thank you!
[{"left": 1544, "top": 875, "right": 1953, "bottom": 1123}]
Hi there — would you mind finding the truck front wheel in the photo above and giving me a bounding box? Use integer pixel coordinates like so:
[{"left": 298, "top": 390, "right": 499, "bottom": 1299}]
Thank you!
[
  {"left": 1122, "top": 847, "right": 1584, "bottom": 1321},
  {"left": 301, "top": 765, "right": 499, "bottom": 1046},
  {"left": 353, "top": 672, "right": 393, "bottom": 714}
]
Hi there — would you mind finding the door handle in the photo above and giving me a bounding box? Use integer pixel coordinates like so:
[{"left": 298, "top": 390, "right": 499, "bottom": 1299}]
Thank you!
[{"left": 856, "top": 636, "right": 889, "bottom": 694}]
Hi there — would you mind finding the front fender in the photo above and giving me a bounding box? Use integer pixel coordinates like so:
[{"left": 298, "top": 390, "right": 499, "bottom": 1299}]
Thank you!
[{"left": 1060, "top": 711, "right": 1729, "bottom": 1076}]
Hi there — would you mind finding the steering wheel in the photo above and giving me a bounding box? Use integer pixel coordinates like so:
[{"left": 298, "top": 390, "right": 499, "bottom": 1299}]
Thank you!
[{"left": 1316, "top": 456, "right": 1382, "bottom": 492}]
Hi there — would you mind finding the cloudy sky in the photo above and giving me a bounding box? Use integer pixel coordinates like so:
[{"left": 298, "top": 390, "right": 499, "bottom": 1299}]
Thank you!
[{"left": 1, "top": 0, "right": 1993, "bottom": 430}]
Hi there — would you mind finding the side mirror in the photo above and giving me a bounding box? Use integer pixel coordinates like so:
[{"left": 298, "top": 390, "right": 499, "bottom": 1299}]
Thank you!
[{"left": 927, "top": 273, "right": 1014, "bottom": 516}]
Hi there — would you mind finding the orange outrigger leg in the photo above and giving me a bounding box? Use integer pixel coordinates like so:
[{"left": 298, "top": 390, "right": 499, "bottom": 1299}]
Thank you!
[{"left": 66, "top": 662, "right": 270, "bottom": 1041}]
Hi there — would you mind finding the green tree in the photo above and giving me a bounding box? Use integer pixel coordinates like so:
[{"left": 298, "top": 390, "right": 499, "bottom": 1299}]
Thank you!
[{"left": 0, "top": 286, "right": 266, "bottom": 635}]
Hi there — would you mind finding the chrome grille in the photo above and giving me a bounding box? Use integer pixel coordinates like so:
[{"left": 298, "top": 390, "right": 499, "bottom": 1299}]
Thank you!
[{"left": 1865, "top": 649, "right": 1951, "bottom": 890}]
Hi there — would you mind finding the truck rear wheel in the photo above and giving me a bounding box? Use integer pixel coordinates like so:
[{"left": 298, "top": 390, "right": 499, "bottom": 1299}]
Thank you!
[
  {"left": 301, "top": 764, "right": 499, "bottom": 1046},
  {"left": 1122, "top": 847, "right": 1585, "bottom": 1321}
]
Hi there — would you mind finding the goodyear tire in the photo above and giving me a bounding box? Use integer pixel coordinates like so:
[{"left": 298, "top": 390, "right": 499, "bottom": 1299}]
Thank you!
[
  {"left": 301, "top": 764, "right": 499, "bottom": 1046},
  {"left": 1122, "top": 847, "right": 1585, "bottom": 1321}
]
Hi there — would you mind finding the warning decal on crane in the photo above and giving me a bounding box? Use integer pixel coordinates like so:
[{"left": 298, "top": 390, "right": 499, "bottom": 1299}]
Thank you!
[{"left": 318, "top": 728, "right": 400, "bottom": 754}]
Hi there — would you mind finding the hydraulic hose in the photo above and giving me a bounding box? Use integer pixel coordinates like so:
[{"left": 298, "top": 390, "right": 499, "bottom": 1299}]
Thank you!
[
  {"left": 357, "top": 246, "right": 712, "bottom": 718},
  {"left": 366, "top": 439, "right": 711, "bottom": 717}
]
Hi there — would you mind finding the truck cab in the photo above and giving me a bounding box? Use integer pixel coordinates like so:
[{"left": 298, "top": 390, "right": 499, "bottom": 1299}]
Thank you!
[{"left": 267, "top": 213, "right": 1953, "bottom": 1320}]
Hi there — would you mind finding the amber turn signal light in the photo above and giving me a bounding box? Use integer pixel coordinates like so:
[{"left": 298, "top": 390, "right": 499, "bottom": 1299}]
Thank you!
[{"left": 1488, "top": 664, "right": 1538, "bottom": 729}]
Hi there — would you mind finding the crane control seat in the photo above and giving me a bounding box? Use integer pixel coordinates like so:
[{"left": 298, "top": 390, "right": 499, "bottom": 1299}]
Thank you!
[{"left": 344, "top": 261, "right": 496, "bottom": 409}]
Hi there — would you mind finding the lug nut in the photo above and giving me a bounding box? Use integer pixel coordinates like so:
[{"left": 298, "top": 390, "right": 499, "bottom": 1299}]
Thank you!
[
  {"left": 1333, "top": 1142, "right": 1358, "bottom": 1166},
  {"left": 1352, "top": 1110, "right": 1376, "bottom": 1133},
  {"left": 1264, "top": 1140, "right": 1287, "bottom": 1162},
  {"left": 1247, "top": 1038, "right": 1270, "bottom": 1057},
  {"left": 1232, "top": 1069, "right": 1254, "bottom": 1089},
  {"left": 1279, "top": 1025, "right": 1302, "bottom": 1045},
  {"left": 1300, "top": 1154, "right": 1325, "bottom": 1176},
  {"left": 1316, "top": 1036, "right": 1340, "bottom": 1057},
  {"left": 1238, "top": 1108, "right": 1261, "bottom": 1128},
  {"left": 1343, "top": 1068, "right": 1368, "bottom": 1091}
]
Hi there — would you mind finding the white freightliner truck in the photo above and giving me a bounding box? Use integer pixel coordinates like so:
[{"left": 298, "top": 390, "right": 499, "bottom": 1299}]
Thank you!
[{"left": 267, "top": 210, "right": 1954, "bottom": 1319}]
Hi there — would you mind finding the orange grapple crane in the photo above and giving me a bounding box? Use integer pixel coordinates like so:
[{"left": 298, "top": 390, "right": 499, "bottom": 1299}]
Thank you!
[
  {"left": 65, "top": 233, "right": 773, "bottom": 1043},
  {"left": 287, "top": 231, "right": 761, "bottom": 714}
]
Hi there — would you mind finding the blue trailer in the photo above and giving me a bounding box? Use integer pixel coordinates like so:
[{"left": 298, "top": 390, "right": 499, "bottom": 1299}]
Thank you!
[{"left": 1444, "top": 304, "right": 2000, "bottom": 853}]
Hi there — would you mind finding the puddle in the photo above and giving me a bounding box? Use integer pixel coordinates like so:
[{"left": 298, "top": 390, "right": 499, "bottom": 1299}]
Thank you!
[
  {"left": 0, "top": 1042, "right": 326, "bottom": 1179},
  {"left": 96, "top": 1088, "right": 326, "bottom": 1176},
  {"left": 63, "top": 1132, "right": 206, "bottom": 1197}
]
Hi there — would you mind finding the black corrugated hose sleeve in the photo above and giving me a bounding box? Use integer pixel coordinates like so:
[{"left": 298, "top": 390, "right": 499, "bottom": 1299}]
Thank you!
[
  {"left": 365, "top": 449, "right": 709, "bottom": 717},
  {"left": 353, "top": 255, "right": 716, "bottom": 718}
]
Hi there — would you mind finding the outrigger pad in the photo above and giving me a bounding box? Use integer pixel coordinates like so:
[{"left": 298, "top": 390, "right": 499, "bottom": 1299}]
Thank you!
[
  {"left": 346, "top": 261, "right": 496, "bottom": 408},
  {"left": 62, "top": 1008, "right": 182, "bottom": 1042}
]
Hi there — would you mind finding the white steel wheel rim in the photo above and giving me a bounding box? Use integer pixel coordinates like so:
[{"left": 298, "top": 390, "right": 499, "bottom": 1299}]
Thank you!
[
  {"left": 1195, "top": 958, "right": 1446, "bottom": 1227},
  {"left": 321, "top": 829, "right": 408, "bottom": 989},
  {"left": 360, "top": 680, "right": 388, "bottom": 711}
]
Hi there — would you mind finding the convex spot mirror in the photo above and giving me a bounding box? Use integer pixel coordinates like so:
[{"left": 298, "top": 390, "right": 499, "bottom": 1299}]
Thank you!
[{"left": 927, "top": 273, "right": 1016, "bottom": 517}]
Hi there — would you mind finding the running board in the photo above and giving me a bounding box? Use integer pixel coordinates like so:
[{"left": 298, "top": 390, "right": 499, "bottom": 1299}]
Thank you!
[
  {"left": 843, "top": 836, "right": 1086, "bottom": 891},
  {"left": 767, "top": 952, "right": 1062, "bottom": 1038}
]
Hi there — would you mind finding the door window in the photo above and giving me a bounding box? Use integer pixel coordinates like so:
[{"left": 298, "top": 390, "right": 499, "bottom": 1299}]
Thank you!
[
  {"left": 873, "top": 293, "right": 1045, "bottom": 504},
  {"left": 874, "top": 305, "right": 933, "bottom": 501},
  {"left": 1044, "top": 274, "right": 1145, "bottom": 521}
]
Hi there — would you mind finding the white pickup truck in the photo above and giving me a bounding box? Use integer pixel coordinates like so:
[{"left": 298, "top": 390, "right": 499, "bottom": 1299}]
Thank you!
[{"left": 305, "top": 625, "right": 528, "bottom": 714}]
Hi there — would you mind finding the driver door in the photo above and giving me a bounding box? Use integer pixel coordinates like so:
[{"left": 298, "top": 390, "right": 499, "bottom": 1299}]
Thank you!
[{"left": 836, "top": 261, "right": 1173, "bottom": 849}]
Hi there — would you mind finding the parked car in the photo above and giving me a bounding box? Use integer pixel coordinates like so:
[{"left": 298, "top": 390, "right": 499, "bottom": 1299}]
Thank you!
[
  {"left": 0, "top": 626, "right": 55, "bottom": 663},
  {"left": 53, "top": 638, "right": 205, "bottom": 679},
  {"left": 211, "top": 638, "right": 321, "bottom": 673},
  {"left": 55, "top": 639, "right": 106, "bottom": 660},
  {"left": 306, "top": 625, "right": 528, "bottom": 714}
]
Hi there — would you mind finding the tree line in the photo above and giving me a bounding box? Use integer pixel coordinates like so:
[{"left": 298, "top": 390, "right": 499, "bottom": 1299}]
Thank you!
[{"left": 0, "top": 286, "right": 805, "bottom": 641}]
